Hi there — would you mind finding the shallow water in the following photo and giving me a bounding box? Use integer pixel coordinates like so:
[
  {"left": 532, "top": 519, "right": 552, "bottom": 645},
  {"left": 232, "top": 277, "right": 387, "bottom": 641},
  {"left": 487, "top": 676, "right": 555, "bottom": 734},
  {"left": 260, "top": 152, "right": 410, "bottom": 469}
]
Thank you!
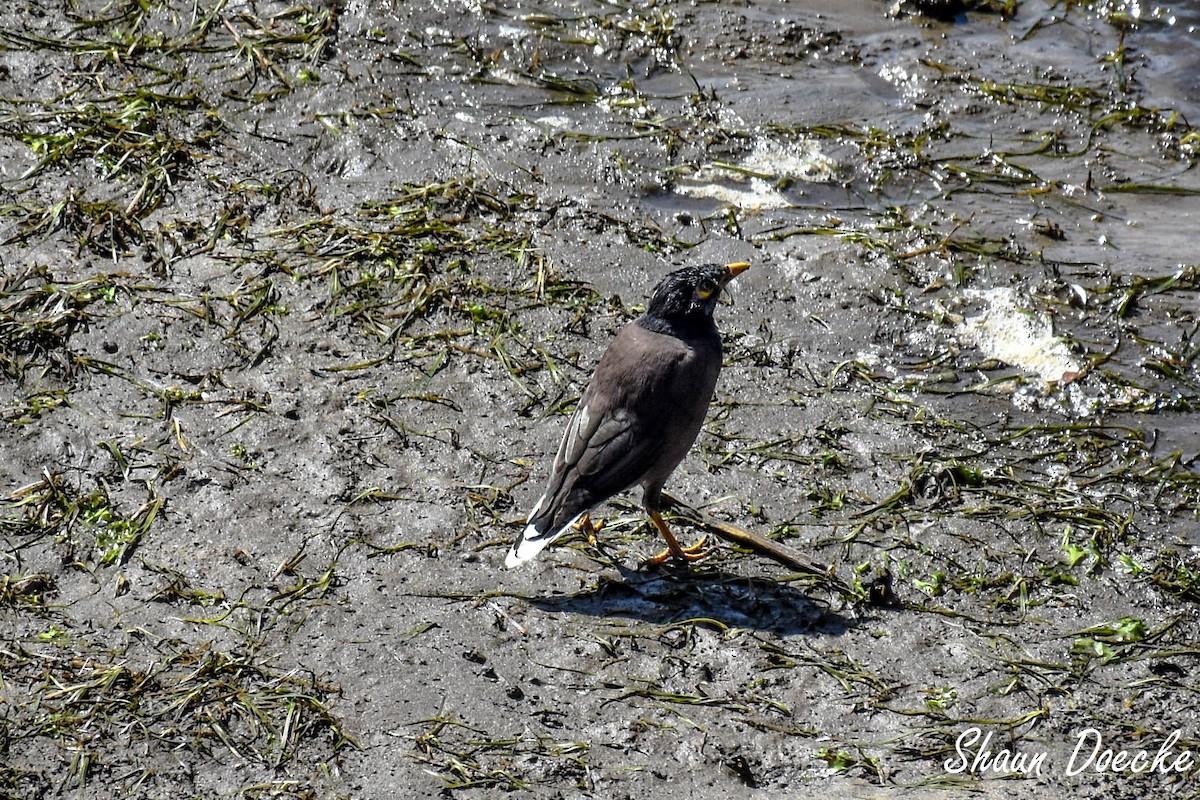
[{"left": 329, "top": 0, "right": 1200, "bottom": 445}]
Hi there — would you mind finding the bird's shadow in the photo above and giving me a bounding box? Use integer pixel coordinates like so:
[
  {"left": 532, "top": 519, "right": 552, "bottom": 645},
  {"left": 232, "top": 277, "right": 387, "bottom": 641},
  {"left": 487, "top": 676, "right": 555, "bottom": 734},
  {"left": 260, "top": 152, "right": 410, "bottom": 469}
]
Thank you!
[{"left": 526, "top": 558, "right": 858, "bottom": 639}]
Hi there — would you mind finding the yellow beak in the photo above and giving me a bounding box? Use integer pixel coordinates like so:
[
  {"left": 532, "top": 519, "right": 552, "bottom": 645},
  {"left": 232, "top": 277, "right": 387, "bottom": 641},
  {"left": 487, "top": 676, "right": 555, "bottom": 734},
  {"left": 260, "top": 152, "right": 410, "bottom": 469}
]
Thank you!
[{"left": 723, "top": 261, "right": 751, "bottom": 282}]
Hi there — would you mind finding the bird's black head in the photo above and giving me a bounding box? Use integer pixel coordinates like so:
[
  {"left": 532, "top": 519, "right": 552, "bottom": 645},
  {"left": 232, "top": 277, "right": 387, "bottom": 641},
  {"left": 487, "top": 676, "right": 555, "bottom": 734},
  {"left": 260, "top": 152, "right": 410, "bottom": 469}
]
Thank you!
[{"left": 640, "top": 262, "right": 750, "bottom": 335}]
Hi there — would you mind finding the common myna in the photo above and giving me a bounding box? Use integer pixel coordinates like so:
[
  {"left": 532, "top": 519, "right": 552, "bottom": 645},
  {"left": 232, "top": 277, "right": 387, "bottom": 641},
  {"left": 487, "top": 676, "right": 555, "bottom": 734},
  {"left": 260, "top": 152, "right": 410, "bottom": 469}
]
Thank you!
[{"left": 505, "top": 261, "right": 750, "bottom": 567}]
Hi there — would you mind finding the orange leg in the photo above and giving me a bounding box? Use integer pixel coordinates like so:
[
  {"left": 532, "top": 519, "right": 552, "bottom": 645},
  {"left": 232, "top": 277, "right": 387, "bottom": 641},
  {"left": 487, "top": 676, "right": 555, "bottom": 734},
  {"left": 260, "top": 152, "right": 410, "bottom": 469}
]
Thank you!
[
  {"left": 575, "top": 514, "right": 603, "bottom": 546},
  {"left": 645, "top": 510, "right": 710, "bottom": 565}
]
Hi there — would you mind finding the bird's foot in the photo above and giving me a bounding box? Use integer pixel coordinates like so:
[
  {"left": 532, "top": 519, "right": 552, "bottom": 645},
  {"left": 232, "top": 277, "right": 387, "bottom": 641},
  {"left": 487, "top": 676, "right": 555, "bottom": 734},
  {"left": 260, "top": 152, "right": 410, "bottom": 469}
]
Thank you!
[
  {"left": 644, "top": 535, "right": 712, "bottom": 566},
  {"left": 645, "top": 510, "right": 714, "bottom": 566},
  {"left": 574, "top": 514, "right": 603, "bottom": 546}
]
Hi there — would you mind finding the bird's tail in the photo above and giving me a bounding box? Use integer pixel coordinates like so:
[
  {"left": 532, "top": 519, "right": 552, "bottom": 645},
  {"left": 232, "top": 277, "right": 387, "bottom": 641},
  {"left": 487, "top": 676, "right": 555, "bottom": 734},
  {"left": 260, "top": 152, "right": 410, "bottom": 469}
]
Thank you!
[{"left": 505, "top": 494, "right": 584, "bottom": 567}]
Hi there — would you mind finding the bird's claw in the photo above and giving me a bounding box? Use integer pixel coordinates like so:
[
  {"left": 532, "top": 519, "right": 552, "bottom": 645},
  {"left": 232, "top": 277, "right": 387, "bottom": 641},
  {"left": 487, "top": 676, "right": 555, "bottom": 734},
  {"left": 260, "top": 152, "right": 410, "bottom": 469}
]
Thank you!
[
  {"left": 574, "top": 514, "right": 604, "bottom": 546},
  {"left": 644, "top": 535, "right": 712, "bottom": 566}
]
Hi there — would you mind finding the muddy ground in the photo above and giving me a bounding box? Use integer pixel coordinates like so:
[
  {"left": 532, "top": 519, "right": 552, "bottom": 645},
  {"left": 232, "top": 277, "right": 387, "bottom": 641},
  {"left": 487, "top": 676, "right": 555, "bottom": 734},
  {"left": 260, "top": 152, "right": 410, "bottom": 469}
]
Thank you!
[{"left": 2, "top": 0, "right": 1199, "bottom": 798}]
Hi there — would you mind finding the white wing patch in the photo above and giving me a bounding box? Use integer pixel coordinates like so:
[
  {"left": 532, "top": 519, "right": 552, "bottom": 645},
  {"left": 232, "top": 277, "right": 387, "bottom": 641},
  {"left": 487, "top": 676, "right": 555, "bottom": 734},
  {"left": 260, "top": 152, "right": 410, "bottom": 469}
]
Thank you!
[
  {"left": 504, "top": 401, "right": 594, "bottom": 567},
  {"left": 505, "top": 511, "right": 584, "bottom": 567}
]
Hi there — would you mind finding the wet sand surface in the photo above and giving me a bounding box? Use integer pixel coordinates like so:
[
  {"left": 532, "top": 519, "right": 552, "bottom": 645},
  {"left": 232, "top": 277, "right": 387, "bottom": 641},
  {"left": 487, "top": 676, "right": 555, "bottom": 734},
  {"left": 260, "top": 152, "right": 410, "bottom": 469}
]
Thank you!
[{"left": 2, "top": 1, "right": 1199, "bottom": 798}]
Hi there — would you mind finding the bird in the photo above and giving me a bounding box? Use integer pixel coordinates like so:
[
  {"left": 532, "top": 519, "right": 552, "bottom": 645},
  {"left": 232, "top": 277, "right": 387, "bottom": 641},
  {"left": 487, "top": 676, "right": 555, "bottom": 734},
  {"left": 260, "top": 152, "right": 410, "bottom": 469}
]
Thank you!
[{"left": 506, "top": 261, "right": 750, "bottom": 568}]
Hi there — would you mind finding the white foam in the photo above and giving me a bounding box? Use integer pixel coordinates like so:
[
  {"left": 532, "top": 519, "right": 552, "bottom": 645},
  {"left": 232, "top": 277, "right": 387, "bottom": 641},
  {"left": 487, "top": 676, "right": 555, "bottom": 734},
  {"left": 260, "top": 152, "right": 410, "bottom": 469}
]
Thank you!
[
  {"left": 955, "top": 287, "right": 1082, "bottom": 383},
  {"left": 675, "top": 137, "right": 836, "bottom": 210}
]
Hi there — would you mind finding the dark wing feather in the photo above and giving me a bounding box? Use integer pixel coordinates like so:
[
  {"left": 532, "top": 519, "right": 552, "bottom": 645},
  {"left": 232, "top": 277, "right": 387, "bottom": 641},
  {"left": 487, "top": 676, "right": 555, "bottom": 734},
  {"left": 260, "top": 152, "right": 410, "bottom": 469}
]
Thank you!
[
  {"left": 539, "top": 342, "right": 668, "bottom": 525},
  {"left": 506, "top": 323, "right": 713, "bottom": 565}
]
